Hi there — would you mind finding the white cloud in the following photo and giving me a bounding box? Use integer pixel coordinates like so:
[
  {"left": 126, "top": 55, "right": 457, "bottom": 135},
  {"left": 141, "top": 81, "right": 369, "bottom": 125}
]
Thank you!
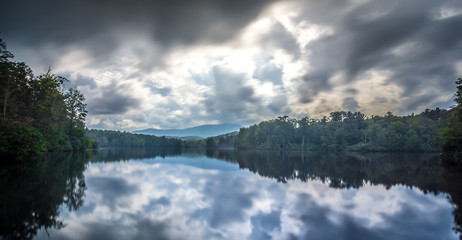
[{"left": 6, "top": 0, "right": 460, "bottom": 130}]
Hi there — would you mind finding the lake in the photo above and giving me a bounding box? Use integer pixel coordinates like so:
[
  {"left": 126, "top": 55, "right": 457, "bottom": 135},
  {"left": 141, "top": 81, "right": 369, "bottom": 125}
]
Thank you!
[{"left": 1, "top": 149, "right": 461, "bottom": 240}]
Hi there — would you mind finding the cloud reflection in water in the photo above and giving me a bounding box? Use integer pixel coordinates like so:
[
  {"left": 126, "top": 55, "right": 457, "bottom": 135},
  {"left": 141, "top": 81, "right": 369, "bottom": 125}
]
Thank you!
[{"left": 38, "top": 155, "right": 457, "bottom": 240}]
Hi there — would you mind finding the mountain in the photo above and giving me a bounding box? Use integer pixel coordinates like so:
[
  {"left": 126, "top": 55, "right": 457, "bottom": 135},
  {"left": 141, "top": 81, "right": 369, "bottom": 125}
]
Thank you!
[{"left": 133, "top": 123, "right": 243, "bottom": 138}]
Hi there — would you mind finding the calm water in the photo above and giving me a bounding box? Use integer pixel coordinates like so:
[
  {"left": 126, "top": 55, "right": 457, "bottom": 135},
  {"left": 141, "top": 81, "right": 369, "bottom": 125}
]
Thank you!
[{"left": 1, "top": 149, "right": 461, "bottom": 240}]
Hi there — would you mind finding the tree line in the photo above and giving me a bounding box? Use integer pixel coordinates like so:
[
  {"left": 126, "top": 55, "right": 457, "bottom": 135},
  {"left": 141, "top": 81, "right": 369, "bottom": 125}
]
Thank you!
[
  {"left": 194, "top": 78, "right": 462, "bottom": 154},
  {"left": 86, "top": 129, "right": 182, "bottom": 150},
  {"left": 234, "top": 109, "right": 448, "bottom": 152},
  {"left": 0, "top": 39, "right": 92, "bottom": 154}
]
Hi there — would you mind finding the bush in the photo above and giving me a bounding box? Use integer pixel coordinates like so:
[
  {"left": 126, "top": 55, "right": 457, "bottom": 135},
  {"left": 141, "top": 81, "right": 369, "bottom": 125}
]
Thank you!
[{"left": 0, "top": 121, "right": 47, "bottom": 154}]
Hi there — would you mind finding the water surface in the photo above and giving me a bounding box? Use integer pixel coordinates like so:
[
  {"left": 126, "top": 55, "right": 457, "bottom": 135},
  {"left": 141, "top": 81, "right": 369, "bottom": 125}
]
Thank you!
[{"left": 1, "top": 149, "right": 461, "bottom": 240}]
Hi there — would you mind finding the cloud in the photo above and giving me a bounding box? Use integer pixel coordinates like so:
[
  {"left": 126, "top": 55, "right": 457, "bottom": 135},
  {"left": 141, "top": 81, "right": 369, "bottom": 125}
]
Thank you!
[
  {"left": 202, "top": 173, "right": 257, "bottom": 227},
  {"left": 260, "top": 21, "right": 300, "bottom": 58},
  {"left": 268, "top": 95, "right": 290, "bottom": 114},
  {"left": 295, "top": 0, "right": 462, "bottom": 114},
  {"left": 250, "top": 211, "right": 281, "bottom": 240},
  {"left": 67, "top": 73, "right": 97, "bottom": 89},
  {"left": 343, "top": 97, "right": 360, "bottom": 112},
  {"left": 86, "top": 176, "right": 140, "bottom": 209},
  {"left": 77, "top": 222, "right": 124, "bottom": 240},
  {"left": 141, "top": 76, "right": 172, "bottom": 97},
  {"left": 147, "top": 197, "right": 171, "bottom": 208},
  {"left": 87, "top": 82, "right": 141, "bottom": 115},
  {"left": 253, "top": 62, "right": 284, "bottom": 85},
  {"left": 291, "top": 191, "right": 455, "bottom": 240},
  {"left": 0, "top": 0, "right": 276, "bottom": 67},
  {"left": 131, "top": 218, "right": 172, "bottom": 240},
  {"left": 202, "top": 66, "right": 262, "bottom": 123},
  {"left": 147, "top": 86, "right": 172, "bottom": 97},
  {"left": 54, "top": 218, "right": 172, "bottom": 240},
  {"left": 2, "top": 0, "right": 462, "bottom": 129},
  {"left": 292, "top": 193, "right": 379, "bottom": 240},
  {"left": 378, "top": 202, "right": 455, "bottom": 240}
]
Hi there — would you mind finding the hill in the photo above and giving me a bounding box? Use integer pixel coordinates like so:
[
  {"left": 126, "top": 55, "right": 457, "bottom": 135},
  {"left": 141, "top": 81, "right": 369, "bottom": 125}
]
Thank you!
[{"left": 133, "top": 123, "right": 243, "bottom": 138}]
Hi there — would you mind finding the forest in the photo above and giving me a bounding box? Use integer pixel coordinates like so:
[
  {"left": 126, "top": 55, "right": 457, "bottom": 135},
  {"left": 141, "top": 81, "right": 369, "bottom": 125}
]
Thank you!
[
  {"left": 0, "top": 39, "right": 92, "bottom": 154},
  {"left": 234, "top": 109, "right": 448, "bottom": 152},
  {"left": 86, "top": 129, "right": 182, "bottom": 150}
]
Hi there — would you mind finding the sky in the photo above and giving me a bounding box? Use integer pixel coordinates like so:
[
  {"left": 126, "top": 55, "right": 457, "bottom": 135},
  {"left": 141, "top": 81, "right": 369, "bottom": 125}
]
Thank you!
[{"left": 1, "top": 0, "right": 462, "bottom": 130}]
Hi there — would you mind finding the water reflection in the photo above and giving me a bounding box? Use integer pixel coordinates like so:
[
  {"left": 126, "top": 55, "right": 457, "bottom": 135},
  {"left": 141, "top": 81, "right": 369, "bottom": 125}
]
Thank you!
[
  {"left": 0, "top": 152, "right": 90, "bottom": 239},
  {"left": 1, "top": 150, "right": 461, "bottom": 239},
  {"left": 229, "top": 151, "right": 444, "bottom": 191},
  {"left": 87, "top": 148, "right": 183, "bottom": 162},
  {"left": 441, "top": 161, "right": 462, "bottom": 239}
]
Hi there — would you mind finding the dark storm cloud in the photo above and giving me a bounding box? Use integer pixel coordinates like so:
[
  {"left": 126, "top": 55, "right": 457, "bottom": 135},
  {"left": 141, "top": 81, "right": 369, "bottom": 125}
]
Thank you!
[
  {"left": 261, "top": 21, "right": 300, "bottom": 58},
  {"left": 296, "top": 0, "right": 462, "bottom": 112},
  {"left": 299, "top": 75, "right": 332, "bottom": 104},
  {"left": 88, "top": 82, "right": 141, "bottom": 115},
  {"left": 400, "top": 91, "right": 455, "bottom": 115},
  {"left": 202, "top": 66, "right": 262, "bottom": 123},
  {"left": 0, "top": 0, "right": 276, "bottom": 68}
]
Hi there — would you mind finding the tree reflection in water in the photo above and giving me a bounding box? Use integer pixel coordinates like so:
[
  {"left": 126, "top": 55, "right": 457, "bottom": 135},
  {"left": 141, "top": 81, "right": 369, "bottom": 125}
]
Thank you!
[
  {"left": 0, "top": 152, "right": 90, "bottom": 240},
  {"left": 2, "top": 149, "right": 462, "bottom": 239},
  {"left": 206, "top": 149, "right": 462, "bottom": 239},
  {"left": 441, "top": 155, "right": 462, "bottom": 240}
]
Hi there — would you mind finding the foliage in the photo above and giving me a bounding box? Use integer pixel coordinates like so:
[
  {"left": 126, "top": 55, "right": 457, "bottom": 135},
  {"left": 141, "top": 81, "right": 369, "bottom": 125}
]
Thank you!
[
  {"left": 86, "top": 129, "right": 183, "bottom": 150},
  {"left": 441, "top": 78, "right": 462, "bottom": 152},
  {"left": 183, "top": 132, "right": 238, "bottom": 149},
  {"left": 0, "top": 120, "right": 46, "bottom": 154},
  {"left": 0, "top": 39, "right": 90, "bottom": 154},
  {"left": 235, "top": 110, "right": 448, "bottom": 152}
]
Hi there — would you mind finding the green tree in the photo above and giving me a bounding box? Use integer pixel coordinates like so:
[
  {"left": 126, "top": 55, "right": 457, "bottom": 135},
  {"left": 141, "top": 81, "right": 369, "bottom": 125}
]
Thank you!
[
  {"left": 0, "top": 39, "right": 91, "bottom": 154},
  {"left": 65, "top": 88, "right": 87, "bottom": 129},
  {"left": 0, "top": 40, "right": 34, "bottom": 121},
  {"left": 441, "top": 78, "right": 462, "bottom": 152}
]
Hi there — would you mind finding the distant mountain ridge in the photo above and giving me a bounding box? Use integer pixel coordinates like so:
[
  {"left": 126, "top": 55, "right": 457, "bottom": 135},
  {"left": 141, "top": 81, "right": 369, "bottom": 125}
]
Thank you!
[{"left": 133, "top": 123, "right": 243, "bottom": 138}]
